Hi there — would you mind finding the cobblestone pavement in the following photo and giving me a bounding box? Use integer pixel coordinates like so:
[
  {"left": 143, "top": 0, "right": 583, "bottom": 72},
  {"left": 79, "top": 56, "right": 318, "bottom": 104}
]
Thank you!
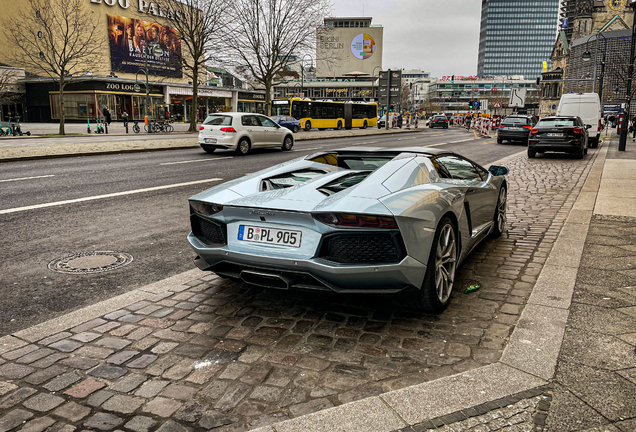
[{"left": 0, "top": 150, "right": 599, "bottom": 431}]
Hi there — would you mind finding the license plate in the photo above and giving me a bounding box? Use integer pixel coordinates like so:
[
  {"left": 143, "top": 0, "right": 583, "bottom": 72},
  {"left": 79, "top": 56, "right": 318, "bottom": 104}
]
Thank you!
[
  {"left": 507, "top": 127, "right": 520, "bottom": 130},
  {"left": 238, "top": 225, "right": 302, "bottom": 248},
  {"left": 547, "top": 133, "right": 564, "bottom": 137},
  {"left": 204, "top": 138, "right": 217, "bottom": 144}
]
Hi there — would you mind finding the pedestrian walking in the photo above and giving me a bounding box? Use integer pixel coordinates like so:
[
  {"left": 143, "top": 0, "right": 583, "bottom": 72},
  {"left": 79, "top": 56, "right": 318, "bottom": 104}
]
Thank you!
[
  {"left": 103, "top": 107, "right": 112, "bottom": 125},
  {"left": 122, "top": 110, "right": 129, "bottom": 127}
]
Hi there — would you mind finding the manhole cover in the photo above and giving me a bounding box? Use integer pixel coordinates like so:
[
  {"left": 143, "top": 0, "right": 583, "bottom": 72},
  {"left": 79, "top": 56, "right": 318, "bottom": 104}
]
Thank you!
[{"left": 48, "top": 251, "right": 133, "bottom": 275}]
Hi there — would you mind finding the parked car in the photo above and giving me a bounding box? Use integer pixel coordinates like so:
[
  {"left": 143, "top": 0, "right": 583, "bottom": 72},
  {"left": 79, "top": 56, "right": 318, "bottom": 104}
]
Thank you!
[
  {"left": 556, "top": 93, "right": 602, "bottom": 148},
  {"left": 198, "top": 113, "right": 294, "bottom": 156},
  {"left": 429, "top": 115, "right": 449, "bottom": 129},
  {"left": 187, "top": 146, "right": 509, "bottom": 313},
  {"left": 528, "top": 116, "right": 590, "bottom": 159},
  {"left": 271, "top": 115, "right": 301, "bottom": 133},
  {"left": 378, "top": 115, "right": 386, "bottom": 129},
  {"left": 497, "top": 115, "right": 534, "bottom": 144}
]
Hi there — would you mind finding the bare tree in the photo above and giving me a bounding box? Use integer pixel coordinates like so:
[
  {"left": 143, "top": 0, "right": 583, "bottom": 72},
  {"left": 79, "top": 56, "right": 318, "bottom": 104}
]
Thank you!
[
  {"left": 0, "top": 68, "right": 23, "bottom": 108},
  {"left": 400, "top": 84, "right": 411, "bottom": 111},
  {"left": 157, "top": 0, "right": 231, "bottom": 132},
  {"left": 4, "top": 0, "right": 105, "bottom": 135},
  {"left": 221, "top": 0, "right": 331, "bottom": 115}
]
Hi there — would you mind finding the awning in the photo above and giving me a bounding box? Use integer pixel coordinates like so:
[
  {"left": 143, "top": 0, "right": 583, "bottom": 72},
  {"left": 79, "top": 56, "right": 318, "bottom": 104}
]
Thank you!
[{"left": 167, "top": 86, "right": 232, "bottom": 98}]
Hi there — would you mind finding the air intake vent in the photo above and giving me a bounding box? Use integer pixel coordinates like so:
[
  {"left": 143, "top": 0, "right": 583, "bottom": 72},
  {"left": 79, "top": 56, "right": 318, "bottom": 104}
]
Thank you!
[
  {"left": 191, "top": 215, "right": 226, "bottom": 245},
  {"left": 318, "top": 233, "right": 405, "bottom": 264}
]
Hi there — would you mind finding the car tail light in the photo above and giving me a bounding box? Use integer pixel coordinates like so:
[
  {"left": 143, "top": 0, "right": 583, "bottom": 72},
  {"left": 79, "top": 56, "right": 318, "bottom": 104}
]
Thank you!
[
  {"left": 199, "top": 126, "right": 205, "bottom": 131},
  {"left": 313, "top": 213, "right": 398, "bottom": 229},
  {"left": 531, "top": 128, "right": 538, "bottom": 134},
  {"left": 189, "top": 201, "right": 223, "bottom": 216},
  {"left": 573, "top": 128, "right": 583, "bottom": 135},
  {"left": 522, "top": 125, "right": 532, "bottom": 130},
  {"left": 444, "top": 120, "right": 449, "bottom": 122},
  {"left": 220, "top": 127, "right": 237, "bottom": 133},
  {"left": 598, "top": 120, "right": 602, "bottom": 132}
]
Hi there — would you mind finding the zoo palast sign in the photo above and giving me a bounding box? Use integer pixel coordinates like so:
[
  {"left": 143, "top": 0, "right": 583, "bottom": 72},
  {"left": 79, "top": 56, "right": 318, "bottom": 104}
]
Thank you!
[{"left": 89, "top": 0, "right": 188, "bottom": 20}]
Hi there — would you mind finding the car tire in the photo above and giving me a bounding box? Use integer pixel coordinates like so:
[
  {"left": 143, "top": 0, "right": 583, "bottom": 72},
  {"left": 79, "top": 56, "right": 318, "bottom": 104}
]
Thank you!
[
  {"left": 528, "top": 148, "right": 536, "bottom": 158},
  {"left": 281, "top": 135, "right": 293, "bottom": 151},
  {"left": 236, "top": 139, "right": 250, "bottom": 156},
  {"left": 337, "top": 121, "right": 343, "bottom": 130},
  {"left": 575, "top": 148, "right": 584, "bottom": 159},
  {"left": 362, "top": 121, "right": 368, "bottom": 129},
  {"left": 491, "top": 186, "right": 507, "bottom": 238},
  {"left": 202, "top": 147, "right": 216, "bottom": 154},
  {"left": 305, "top": 121, "right": 311, "bottom": 131},
  {"left": 293, "top": 126, "right": 299, "bottom": 133},
  {"left": 497, "top": 138, "right": 503, "bottom": 144}
]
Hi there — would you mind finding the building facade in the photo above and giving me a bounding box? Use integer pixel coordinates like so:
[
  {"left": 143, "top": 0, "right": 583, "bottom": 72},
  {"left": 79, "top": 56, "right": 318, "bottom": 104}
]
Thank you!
[
  {"left": 540, "top": 0, "right": 635, "bottom": 116},
  {"left": 477, "top": 0, "right": 561, "bottom": 79},
  {"left": 429, "top": 76, "right": 540, "bottom": 114},
  {"left": 316, "top": 17, "right": 383, "bottom": 79},
  {"left": 0, "top": 0, "right": 264, "bottom": 123}
]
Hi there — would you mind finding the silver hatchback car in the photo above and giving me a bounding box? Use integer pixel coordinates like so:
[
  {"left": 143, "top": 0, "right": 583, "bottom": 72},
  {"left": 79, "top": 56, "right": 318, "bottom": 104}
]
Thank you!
[{"left": 199, "top": 113, "right": 294, "bottom": 156}]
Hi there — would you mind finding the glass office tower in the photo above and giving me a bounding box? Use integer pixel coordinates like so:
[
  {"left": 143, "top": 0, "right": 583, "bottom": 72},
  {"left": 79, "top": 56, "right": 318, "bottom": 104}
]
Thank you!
[{"left": 477, "top": 0, "right": 561, "bottom": 79}]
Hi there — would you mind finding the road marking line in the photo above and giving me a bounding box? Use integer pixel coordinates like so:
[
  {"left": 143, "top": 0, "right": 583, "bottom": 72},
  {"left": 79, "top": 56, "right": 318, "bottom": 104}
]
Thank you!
[
  {"left": 0, "top": 179, "right": 223, "bottom": 215},
  {"left": 161, "top": 157, "right": 233, "bottom": 165},
  {"left": 355, "top": 141, "right": 379, "bottom": 144},
  {"left": 292, "top": 147, "right": 323, "bottom": 152},
  {"left": 422, "top": 142, "right": 448, "bottom": 148},
  {"left": 397, "top": 136, "right": 420, "bottom": 141},
  {"left": 0, "top": 175, "right": 55, "bottom": 183},
  {"left": 449, "top": 139, "right": 474, "bottom": 143},
  {"left": 473, "top": 130, "right": 479, "bottom": 139}
]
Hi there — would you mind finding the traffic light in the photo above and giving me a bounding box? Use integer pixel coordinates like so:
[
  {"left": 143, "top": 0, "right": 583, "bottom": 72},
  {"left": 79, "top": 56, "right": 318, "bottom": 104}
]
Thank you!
[
  {"left": 536, "top": 77, "right": 541, "bottom": 86},
  {"left": 389, "top": 105, "right": 394, "bottom": 112},
  {"left": 469, "top": 100, "right": 473, "bottom": 109},
  {"left": 451, "top": 75, "right": 455, "bottom": 83}
]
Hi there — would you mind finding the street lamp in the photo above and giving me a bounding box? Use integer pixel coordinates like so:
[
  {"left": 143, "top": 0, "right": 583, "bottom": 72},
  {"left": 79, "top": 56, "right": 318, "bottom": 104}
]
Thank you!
[
  {"left": 582, "top": 32, "right": 608, "bottom": 101},
  {"left": 135, "top": 45, "right": 152, "bottom": 133},
  {"left": 301, "top": 54, "right": 313, "bottom": 98},
  {"left": 371, "top": 66, "right": 381, "bottom": 102},
  {"left": 618, "top": 0, "right": 636, "bottom": 151},
  {"left": 294, "top": 83, "right": 302, "bottom": 98}
]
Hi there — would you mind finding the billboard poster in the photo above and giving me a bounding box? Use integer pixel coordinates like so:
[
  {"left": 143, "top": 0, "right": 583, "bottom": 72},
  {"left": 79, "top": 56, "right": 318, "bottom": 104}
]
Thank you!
[
  {"left": 107, "top": 14, "right": 182, "bottom": 78},
  {"left": 351, "top": 33, "right": 376, "bottom": 60}
]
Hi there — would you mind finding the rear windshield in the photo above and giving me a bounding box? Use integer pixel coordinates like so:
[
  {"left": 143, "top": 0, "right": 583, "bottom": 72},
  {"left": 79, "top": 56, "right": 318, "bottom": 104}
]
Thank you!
[
  {"left": 203, "top": 115, "right": 232, "bottom": 126},
  {"left": 310, "top": 154, "right": 393, "bottom": 171},
  {"left": 502, "top": 117, "right": 531, "bottom": 125},
  {"left": 538, "top": 118, "right": 577, "bottom": 127},
  {"left": 434, "top": 116, "right": 447, "bottom": 120},
  {"left": 318, "top": 172, "right": 371, "bottom": 196}
]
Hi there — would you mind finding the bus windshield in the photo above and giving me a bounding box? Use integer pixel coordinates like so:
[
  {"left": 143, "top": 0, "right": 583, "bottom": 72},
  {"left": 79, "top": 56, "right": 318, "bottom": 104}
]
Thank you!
[{"left": 271, "top": 100, "right": 290, "bottom": 116}]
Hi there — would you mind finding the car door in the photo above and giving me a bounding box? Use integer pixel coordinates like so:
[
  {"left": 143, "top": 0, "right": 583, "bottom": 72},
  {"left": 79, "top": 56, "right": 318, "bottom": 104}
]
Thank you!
[
  {"left": 241, "top": 115, "right": 266, "bottom": 146},
  {"left": 258, "top": 116, "right": 285, "bottom": 146},
  {"left": 435, "top": 155, "right": 498, "bottom": 235}
]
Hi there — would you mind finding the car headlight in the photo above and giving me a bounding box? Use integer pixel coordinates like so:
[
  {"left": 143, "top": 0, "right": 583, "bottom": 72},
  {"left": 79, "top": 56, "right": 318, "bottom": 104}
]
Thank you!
[{"left": 190, "top": 201, "right": 223, "bottom": 216}]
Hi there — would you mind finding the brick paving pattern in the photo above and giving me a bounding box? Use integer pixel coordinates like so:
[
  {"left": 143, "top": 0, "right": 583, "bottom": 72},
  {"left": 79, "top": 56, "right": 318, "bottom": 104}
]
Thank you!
[{"left": 0, "top": 151, "right": 598, "bottom": 431}]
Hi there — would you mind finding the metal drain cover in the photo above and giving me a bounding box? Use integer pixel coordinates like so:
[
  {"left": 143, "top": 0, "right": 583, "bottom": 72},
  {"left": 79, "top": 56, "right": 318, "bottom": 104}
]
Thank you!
[{"left": 48, "top": 251, "right": 133, "bottom": 275}]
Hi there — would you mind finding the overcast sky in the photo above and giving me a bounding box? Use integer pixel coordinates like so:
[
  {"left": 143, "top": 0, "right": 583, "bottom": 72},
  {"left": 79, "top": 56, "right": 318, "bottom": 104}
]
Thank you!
[{"left": 332, "top": 0, "right": 482, "bottom": 78}]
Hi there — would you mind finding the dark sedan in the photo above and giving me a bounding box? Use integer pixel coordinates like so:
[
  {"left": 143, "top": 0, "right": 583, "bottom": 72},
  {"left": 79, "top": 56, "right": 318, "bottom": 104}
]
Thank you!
[
  {"left": 528, "top": 116, "right": 589, "bottom": 159},
  {"left": 429, "top": 115, "right": 449, "bottom": 129},
  {"left": 497, "top": 115, "right": 534, "bottom": 144},
  {"left": 271, "top": 115, "right": 301, "bottom": 133}
]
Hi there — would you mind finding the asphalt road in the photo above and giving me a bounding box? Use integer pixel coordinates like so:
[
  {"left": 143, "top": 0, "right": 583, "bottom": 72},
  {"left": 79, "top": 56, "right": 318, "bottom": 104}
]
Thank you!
[{"left": 0, "top": 129, "right": 527, "bottom": 336}]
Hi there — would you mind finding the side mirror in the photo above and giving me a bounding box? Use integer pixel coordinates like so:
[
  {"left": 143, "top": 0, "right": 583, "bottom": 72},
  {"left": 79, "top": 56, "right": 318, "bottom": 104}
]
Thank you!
[
  {"left": 586, "top": 124, "right": 592, "bottom": 129},
  {"left": 488, "top": 165, "right": 509, "bottom": 176}
]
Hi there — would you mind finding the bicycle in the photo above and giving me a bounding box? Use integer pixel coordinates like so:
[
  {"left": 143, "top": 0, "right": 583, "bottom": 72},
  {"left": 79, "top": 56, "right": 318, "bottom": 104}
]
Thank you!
[{"left": 132, "top": 121, "right": 140, "bottom": 133}]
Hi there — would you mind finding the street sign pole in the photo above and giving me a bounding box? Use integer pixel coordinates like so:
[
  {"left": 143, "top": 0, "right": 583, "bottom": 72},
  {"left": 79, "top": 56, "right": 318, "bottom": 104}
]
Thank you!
[{"left": 386, "top": 69, "right": 391, "bottom": 130}]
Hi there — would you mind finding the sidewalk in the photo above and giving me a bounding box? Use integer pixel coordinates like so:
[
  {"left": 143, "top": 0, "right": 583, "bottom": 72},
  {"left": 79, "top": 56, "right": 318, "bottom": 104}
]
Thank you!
[
  {"left": 0, "top": 127, "right": 426, "bottom": 163},
  {"left": 0, "top": 138, "right": 633, "bottom": 432}
]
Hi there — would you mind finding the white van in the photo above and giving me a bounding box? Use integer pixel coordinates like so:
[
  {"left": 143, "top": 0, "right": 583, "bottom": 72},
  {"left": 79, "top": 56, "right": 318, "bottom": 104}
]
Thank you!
[{"left": 556, "top": 93, "right": 602, "bottom": 148}]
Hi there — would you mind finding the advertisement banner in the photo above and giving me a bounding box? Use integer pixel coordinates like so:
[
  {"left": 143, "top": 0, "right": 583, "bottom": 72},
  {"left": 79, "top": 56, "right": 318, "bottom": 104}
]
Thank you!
[{"left": 108, "top": 14, "right": 182, "bottom": 78}]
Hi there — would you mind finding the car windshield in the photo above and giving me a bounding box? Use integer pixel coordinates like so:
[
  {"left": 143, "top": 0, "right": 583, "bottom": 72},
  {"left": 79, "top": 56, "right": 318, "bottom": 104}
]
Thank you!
[
  {"left": 203, "top": 115, "right": 232, "bottom": 126},
  {"left": 502, "top": 117, "right": 530, "bottom": 125},
  {"left": 434, "top": 116, "right": 447, "bottom": 120},
  {"left": 538, "top": 118, "right": 577, "bottom": 127}
]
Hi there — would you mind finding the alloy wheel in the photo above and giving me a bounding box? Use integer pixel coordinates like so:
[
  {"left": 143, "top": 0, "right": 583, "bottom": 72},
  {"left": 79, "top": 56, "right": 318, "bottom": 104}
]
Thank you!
[
  {"left": 239, "top": 140, "right": 249, "bottom": 155},
  {"left": 497, "top": 187, "right": 507, "bottom": 233},
  {"left": 435, "top": 224, "right": 456, "bottom": 304},
  {"left": 283, "top": 137, "right": 293, "bottom": 150}
]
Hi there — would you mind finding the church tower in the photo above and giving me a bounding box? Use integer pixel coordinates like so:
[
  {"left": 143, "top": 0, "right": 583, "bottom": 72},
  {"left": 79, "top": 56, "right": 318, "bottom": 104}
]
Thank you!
[
  {"left": 572, "top": 0, "right": 594, "bottom": 40},
  {"left": 592, "top": 0, "right": 634, "bottom": 34}
]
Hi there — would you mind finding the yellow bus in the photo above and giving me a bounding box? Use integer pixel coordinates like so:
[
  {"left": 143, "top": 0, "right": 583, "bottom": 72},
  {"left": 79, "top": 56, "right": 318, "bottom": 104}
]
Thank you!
[{"left": 272, "top": 98, "right": 378, "bottom": 131}]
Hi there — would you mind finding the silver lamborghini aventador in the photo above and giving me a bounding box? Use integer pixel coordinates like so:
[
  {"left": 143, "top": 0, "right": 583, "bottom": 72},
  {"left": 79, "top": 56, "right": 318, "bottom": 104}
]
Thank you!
[{"left": 187, "top": 147, "right": 509, "bottom": 313}]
